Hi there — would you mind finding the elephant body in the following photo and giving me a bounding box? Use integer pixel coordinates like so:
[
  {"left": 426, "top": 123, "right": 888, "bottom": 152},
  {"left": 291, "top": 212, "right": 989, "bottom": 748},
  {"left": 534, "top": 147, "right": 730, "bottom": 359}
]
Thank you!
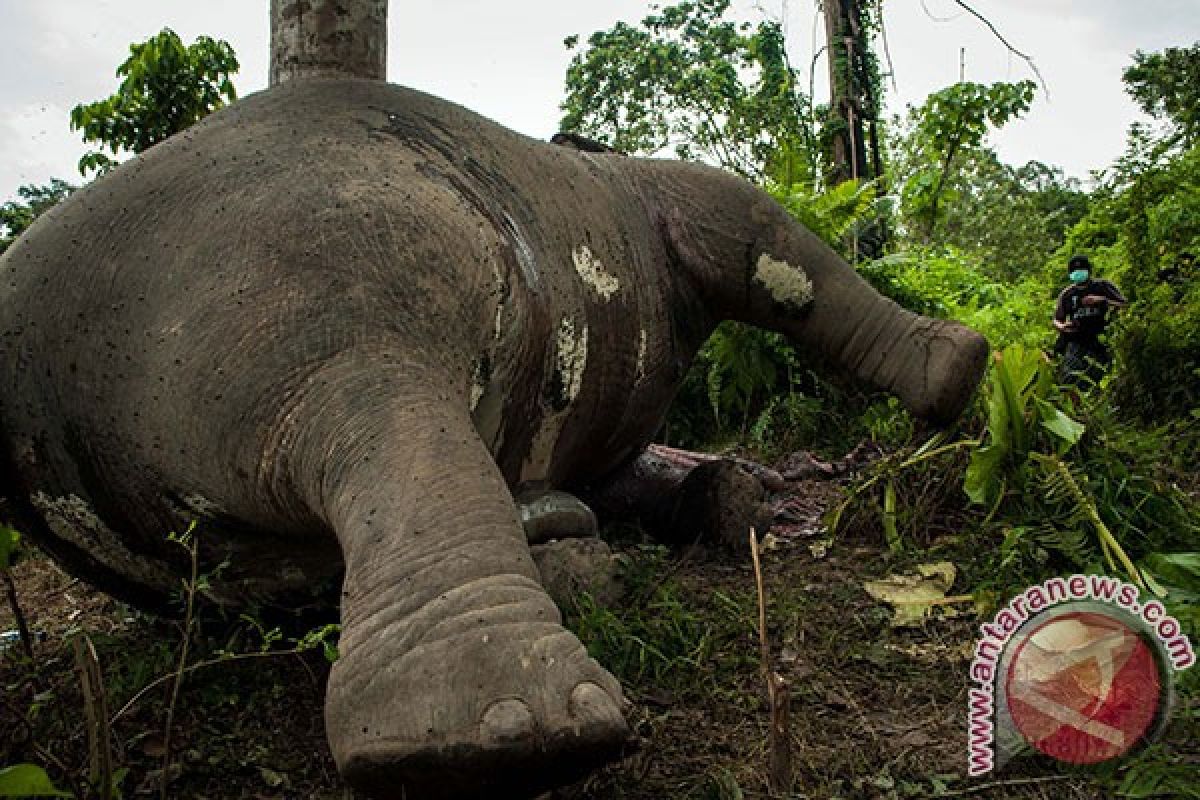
[
  {"left": 1, "top": 79, "right": 696, "bottom": 606},
  {"left": 0, "top": 79, "right": 987, "bottom": 797}
]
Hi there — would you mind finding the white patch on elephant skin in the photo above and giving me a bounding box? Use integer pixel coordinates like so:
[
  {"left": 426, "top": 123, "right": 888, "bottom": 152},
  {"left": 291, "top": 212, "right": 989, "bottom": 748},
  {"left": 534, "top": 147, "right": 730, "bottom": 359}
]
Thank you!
[
  {"left": 519, "top": 316, "right": 590, "bottom": 483},
  {"left": 635, "top": 328, "right": 648, "bottom": 381},
  {"left": 493, "top": 302, "right": 505, "bottom": 341},
  {"left": 468, "top": 369, "right": 487, "bottom": 412},
  {"left": 555, "top": 316, "right": 588, "bottom": 403},
  {"left": 31, "top": 492, "right": 174, "bottom": 590},
  {"left": 754, "top": 253, "right": 814, "bottom": 312},
  {"left": 572, "top": 245, "right": 620, "bottom": 301}
]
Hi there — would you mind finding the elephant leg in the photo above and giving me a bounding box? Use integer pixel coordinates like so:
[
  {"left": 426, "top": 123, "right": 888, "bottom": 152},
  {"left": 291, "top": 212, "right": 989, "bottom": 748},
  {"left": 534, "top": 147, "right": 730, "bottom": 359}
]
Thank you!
[{"left": 311, "top": 386, "right": 629, "bottom": 798}]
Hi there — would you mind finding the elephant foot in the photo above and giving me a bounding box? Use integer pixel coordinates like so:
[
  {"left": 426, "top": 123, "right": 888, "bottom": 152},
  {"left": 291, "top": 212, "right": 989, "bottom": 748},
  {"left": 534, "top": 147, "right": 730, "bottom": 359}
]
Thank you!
[
  {"left": 310, "top": 392, "right": 632, "bottom": 798},
  {"left": 327, "top": 577, "right": 630, "bottom": 799}
]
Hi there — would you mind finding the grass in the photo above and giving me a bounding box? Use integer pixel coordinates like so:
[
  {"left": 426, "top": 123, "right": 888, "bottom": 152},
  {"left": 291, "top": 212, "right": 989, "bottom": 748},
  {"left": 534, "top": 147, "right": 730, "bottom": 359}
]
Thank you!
[{"left": 1, "top": 483, "right": 1195, "bottom": 799}]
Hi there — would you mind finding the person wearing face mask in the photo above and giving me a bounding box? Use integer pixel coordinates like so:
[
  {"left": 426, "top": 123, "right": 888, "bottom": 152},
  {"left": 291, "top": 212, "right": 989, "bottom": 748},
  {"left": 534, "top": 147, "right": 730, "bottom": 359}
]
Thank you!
[{"left": 1052, "top": 255, "right": 1127, "bottom": 384}]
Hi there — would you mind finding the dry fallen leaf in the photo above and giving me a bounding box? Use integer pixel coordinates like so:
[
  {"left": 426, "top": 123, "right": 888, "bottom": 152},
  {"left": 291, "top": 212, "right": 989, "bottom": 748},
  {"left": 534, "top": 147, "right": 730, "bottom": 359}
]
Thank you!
[{"left": 862, "top": 562, "right": 963, "bottom": 627}]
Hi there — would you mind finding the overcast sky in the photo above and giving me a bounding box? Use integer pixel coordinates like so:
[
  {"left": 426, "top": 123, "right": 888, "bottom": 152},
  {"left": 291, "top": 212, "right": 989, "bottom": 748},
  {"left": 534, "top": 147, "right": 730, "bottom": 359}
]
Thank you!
[{"left": 1, "top": 0, "right": 1195, "bottom": 205}]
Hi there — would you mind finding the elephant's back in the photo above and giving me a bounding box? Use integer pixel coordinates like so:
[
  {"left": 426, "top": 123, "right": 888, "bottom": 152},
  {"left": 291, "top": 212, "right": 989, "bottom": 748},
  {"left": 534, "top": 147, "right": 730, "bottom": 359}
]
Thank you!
[
  {"left": 0, "top": 80, "right": 557, "bottom": 606},
  {"left": 0, "top": 78, "right": 665, "bottom": 608}
]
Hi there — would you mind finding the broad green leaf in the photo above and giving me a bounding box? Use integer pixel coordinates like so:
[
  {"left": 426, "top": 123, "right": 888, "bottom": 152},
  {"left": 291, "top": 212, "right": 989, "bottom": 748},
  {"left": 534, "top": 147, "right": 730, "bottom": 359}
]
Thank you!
[
  {"left": 964, "top": 444, "right": 1006, "bottom": 506},
  {"left": 984, "top": 363, "right": 1012, "bottom": 451},
  {"left": 1142, "top": 552, "right": 1200, "bottom": 593},
  {"left": 1036, "top": 398, "right": 1085, "bottom": 447},
  {"left": 0, "top": 764, "right": 73, "bottom": 797},
  {"left": 992, "top": 345, "right": 1042, "bottom": 454}
]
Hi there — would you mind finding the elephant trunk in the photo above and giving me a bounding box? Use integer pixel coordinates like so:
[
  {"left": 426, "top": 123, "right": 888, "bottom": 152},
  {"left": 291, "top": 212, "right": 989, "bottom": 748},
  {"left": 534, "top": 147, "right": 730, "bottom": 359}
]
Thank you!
[
  {"left": 766, "top": 228, "right": 990, "bottom": 422},
  {"left": 645, "top": 160, "right": 989, "bottom": 423}
]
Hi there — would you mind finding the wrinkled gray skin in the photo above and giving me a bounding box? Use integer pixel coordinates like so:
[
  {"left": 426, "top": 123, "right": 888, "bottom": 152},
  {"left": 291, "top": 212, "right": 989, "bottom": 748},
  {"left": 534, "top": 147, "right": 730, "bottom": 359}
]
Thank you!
[{"left": 0, "top": 78, "right": 988, "bottom": 798}]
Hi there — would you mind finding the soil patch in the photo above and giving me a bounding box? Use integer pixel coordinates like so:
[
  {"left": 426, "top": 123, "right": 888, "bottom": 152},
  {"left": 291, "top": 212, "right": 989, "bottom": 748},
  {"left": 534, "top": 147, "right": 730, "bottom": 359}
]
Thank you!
[{"left": 1, "top": 475, "right": 1192, "bottom": 799}]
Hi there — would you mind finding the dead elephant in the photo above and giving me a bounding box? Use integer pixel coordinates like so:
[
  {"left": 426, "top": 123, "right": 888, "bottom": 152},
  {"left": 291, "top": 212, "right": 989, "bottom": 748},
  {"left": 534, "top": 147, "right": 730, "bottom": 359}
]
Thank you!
[{"left": 0, "top": 78, "right": 987, "bottom": 797}]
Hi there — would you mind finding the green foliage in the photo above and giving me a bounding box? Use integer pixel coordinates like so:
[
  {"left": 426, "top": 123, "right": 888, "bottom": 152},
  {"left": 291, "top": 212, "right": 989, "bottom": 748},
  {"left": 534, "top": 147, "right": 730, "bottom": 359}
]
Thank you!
[
  {"left": 938, "top": 156, "right": 1089, "bottom": 281},
  {"left": 858, "top": 246, "right": 1052, "bottom": 350},
  {"left": 859, "top": 397, "right": 914, "bottom": 449},
  {"left": 963, "top": 346, "right": 1082, "bottom": 508},
  {"left": 895, "top": 80, "right": 1035, "bottom": 237},
  {"left": 767, "top": 177, "right": 881, "bottom": 255},
  {"left": 0, "top": 180, "right": 74, "bottom": 255},
  {"left": 70, "top": 28, "right": 238, "bottom": 176},
  {"left": 964, "top": 349, "right": 1199, "bottom": 588},
  {"left": 1141, "top": 553, "right": 1200, "bottom": 643},
  {"left": 1094, "top": 142, "right": 1200, "bottom": 424},
  {"left": 560, "top": 0, "right": 813, "bottom": 182},
  {"left": 567, "top": 546, "right": 751, "bottom": 692},
  {"left": 666, "top": 320, "right": 871, "bottom": 456},
  {"left": 0, "top": 524, "right": 20, "bottom": 571},
  {"left": 828, "top": 433, "right": 976, "bottom": 552},
  {"left": 701, "top": 323, "right": 794, "bottom": 429},
  {"left": 1123, "top": 43, "right": 1200, "bottom": 150},
  {"left": 0, "top": 764, "right": 72, "bottom": 797},
  {"left": 1115, "top": 746, "right": 1200, "bottom": 799}
]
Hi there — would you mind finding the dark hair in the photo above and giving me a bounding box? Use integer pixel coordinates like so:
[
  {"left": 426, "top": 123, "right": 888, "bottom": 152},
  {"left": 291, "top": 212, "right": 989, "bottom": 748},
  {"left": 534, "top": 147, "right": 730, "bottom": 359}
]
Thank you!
[{"left": 1068, "top": 255, "right": 1091, "bottom": 272}]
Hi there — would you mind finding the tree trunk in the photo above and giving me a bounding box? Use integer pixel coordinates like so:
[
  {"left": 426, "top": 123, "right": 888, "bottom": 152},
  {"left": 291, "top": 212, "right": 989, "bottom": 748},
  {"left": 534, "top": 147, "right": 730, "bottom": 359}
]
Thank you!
[
  {"left": 823, "top": 0, "right": 886, "bottom": 257},
  {"left": 270, "top": 0, "right": 388, "bottom": 86},
  {"left": 823, "top": 0, "right": 869, "bottom": 185}
]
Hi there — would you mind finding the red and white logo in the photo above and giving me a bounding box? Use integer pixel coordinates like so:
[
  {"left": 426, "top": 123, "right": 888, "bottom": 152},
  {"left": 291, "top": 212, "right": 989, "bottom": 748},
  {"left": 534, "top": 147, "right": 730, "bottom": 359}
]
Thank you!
[
  {"left": 966, "top": 576, "right": 1192, "bottom": 776},
  {"left": 1004, "top": 610, "right": 1163, "bottom": 764}
]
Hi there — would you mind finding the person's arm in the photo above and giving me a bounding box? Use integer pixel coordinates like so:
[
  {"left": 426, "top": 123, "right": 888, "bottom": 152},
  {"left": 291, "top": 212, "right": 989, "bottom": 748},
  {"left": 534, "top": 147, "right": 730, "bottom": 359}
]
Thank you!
[
  {"left": 1053, "top": 290, "right": 1077, "bottom": 332},
  {"left": 1082, "top": 280, "right": 1126, "bottom": 308},
  {"left": 1104, "top": 281, "right": 1127, "bottom": 308}
]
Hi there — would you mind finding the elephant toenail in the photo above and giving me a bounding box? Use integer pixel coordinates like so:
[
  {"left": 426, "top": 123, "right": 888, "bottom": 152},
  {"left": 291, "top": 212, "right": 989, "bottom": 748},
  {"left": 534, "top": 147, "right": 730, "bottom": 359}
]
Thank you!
[
  {"left": 481, "top": 698, "right": 535, "bottom": 744},
  {"left": 568, "top": 682, "right": 623, "bottom": 725}
]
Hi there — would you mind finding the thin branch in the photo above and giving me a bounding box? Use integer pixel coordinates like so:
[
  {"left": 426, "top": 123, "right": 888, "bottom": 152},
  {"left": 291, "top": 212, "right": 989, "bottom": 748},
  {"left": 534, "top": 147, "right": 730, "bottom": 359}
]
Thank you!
[
  {"left": 74, "top": 635, "right": 114, "bottom": 800},
  {"left": 160, "top": 527, "right": 199, "bottom": 800},
  {"left": 750, "top": 528, "right": 792, "bottom": 795},
  {"left": 950, "top": 0, "right": 1048, "bottom": 95},
  {"left": 2, "top": 568, "right": 35, "bottom": 663},
  {"left": 936, "top": 774, "right": 1072, "bottom": 797},
  {"left": 110, "top": 648, "right": 317, "bottom": 726},
  {"left": 919, "top": 0, "right": 962, "bottom": 24},
  {"left": 875, "top": 2, "right": 898, "bottom": 92}
]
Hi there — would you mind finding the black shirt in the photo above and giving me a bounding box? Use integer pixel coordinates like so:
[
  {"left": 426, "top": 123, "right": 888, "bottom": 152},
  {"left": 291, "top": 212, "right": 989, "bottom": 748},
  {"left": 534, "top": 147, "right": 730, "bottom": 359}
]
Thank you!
[{"left": 1054, "top": 279, "right": 1126, "bottom": 345}]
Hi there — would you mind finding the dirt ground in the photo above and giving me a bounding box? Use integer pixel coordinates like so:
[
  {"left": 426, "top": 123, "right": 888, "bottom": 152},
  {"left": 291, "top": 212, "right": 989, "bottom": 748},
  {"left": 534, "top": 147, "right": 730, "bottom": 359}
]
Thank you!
[{"left": 1, "top": 473, "right": 1194, "bottom": 799}]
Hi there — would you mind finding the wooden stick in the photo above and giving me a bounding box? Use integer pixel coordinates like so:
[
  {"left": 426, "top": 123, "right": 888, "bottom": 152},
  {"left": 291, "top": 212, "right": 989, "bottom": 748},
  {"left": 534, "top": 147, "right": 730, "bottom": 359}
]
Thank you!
[
  {"left": 750, "top": 528, "right": 793, "bottom": 796},
  {"left": 2, "top": 568, "right": 35, "bottom": 662},
  {"left": 74, "top": 634, "right": 114, "bottom": 800}
]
